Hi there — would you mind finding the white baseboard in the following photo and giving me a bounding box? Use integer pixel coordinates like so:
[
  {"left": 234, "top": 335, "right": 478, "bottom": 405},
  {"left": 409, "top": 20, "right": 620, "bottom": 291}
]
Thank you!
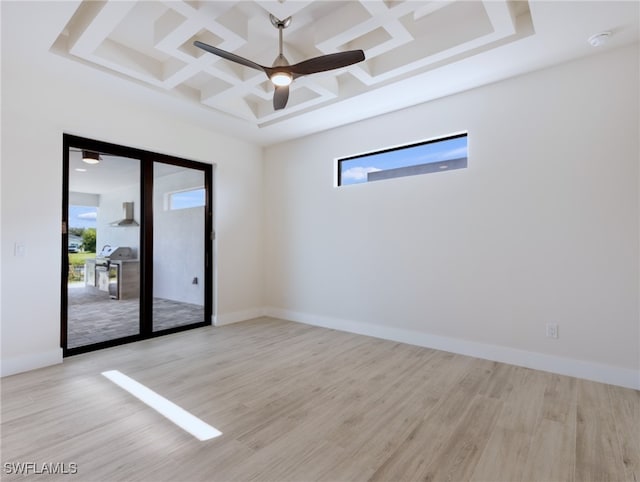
[
  {"left": 4, "top": 312, "right": 636, "bottom": 390},
  {"left": 1, "top": 348, "right": 63, "bottom": 377},
  {"left": 264, "top": 307, "right": 640, "bottom": 390},
  {"left": 215, "top": 307, "right": 266, "bottom": 326}
]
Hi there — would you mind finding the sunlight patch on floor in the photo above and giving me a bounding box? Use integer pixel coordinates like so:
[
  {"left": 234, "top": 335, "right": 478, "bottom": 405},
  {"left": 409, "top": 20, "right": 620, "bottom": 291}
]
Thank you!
[{"left": 101, "top": 370, "right": 222, "bottom": 441}]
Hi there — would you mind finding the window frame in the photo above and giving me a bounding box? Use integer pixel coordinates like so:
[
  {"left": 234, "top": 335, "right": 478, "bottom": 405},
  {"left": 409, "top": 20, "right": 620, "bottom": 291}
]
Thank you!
[
  {"left": 336, "top": 132, "right": 468, "bottom": 187},
  {"left": 62, "top": 133, "right": 214, "bottom": 357},
  {"left": 165, "top": 186, "right": 206, "bottom": 211}
]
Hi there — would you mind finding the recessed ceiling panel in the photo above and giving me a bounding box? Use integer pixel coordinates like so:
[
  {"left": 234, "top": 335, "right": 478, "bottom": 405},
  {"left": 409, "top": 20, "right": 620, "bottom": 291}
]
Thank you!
[{"left": 51, "top": 0, "right": 532, "bottom": 127}]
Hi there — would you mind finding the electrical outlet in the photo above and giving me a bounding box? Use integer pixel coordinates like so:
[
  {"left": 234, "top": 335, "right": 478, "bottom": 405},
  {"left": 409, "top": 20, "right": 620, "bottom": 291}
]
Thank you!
[
  {"left": 14, "top": 243, "right": 25, "bottom": 257},
  {"left": 546, "top": 323, "right": 559, "bottom": 339}
]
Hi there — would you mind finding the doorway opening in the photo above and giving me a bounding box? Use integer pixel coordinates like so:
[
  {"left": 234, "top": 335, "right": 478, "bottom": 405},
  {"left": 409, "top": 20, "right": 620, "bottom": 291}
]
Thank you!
[{"left": 62, "top": 135, "right": 214, "bottom": 356}]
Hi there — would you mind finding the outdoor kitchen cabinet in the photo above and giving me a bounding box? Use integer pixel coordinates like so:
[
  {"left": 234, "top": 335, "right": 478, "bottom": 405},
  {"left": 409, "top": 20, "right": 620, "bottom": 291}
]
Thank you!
[{"left": 110, "top": 260, "right": 140, "bottom": 300}]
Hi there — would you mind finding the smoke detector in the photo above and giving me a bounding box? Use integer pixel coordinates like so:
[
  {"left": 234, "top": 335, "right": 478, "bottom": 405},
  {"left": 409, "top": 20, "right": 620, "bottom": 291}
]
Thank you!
[{"left": 588, "top": 32, "right": 611, "bottom": 47}]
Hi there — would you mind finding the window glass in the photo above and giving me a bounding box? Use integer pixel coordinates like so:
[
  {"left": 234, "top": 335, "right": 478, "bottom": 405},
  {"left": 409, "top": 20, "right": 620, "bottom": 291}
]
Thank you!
[
  {"left": 338, "top": 133, "right": 468, "bottom": 186},
  {"left": 168, "top": 188, "right": 205, "bottom": 210}
]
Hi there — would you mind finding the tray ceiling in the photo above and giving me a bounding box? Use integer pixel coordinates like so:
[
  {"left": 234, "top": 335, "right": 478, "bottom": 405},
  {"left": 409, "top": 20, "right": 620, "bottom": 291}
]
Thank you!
[
  {"left": 51, "top": 1, "right": 532, "bottom": 127},
  {"left": 0, "top": 0, "right": 628, "bottom": 145}
]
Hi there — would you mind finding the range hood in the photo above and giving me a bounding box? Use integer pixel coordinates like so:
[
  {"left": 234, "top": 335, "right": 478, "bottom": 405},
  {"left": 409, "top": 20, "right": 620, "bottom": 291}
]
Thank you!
[{"left": 110, "top": 202, "right": 139, "bottom": 227}]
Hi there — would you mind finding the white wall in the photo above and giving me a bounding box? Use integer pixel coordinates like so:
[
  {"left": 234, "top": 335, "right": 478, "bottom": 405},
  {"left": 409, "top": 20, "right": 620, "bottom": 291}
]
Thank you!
[
  {"left": 69, "top": 192, "right": 99, "bottom": 207},
  {"left": 1, "top": 2, "right": 264, "bottom": 375},
  {"left": 97, "top": 185, "right": 140, "bottom": 258},
  {"left": 153, "top": 169, "right": 205, "bottom": 305},
  {"left": 264, "top": 45, "right": 640, "bottom": 389}
]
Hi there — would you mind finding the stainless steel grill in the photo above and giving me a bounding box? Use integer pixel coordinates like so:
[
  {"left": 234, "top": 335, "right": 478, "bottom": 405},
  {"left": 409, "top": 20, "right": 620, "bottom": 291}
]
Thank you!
[{"left": 96, "top": 245, "right": 134, "bottom": 267}]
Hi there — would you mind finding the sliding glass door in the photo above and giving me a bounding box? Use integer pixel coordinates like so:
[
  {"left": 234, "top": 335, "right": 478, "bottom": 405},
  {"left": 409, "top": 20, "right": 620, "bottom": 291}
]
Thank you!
[
  {"left": 152, "top": 163, "right": 206, "bottom": 331},
  {"left": 66, "top": 150, "right": 141, "bottom": 349},
  {"left": 62, "top": 135, "right": 213, "bottom": 356}
]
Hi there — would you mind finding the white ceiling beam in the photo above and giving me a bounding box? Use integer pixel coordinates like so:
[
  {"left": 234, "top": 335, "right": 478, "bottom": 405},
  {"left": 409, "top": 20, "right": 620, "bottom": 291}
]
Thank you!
[
  {"left": 413, "top": 1, "right": 456, "bottom": 21},
  {"left": 483, "top": 0, "right": 517, "bottom": 37},
  {"left": 69, "top": 1, "right": 136, "bottom": 57}
]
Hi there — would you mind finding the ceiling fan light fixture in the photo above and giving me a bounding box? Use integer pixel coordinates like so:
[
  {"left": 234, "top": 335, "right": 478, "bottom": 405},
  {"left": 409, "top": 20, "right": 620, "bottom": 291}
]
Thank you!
[
  {"left": 82, "top": 150, "right": 100, "bottom": 164},
  {"left": 194, "top": 14, "right": 365, "bottom": 110},
  {"left": 270, "top": 71, "right": 292, "bottom": 86}
]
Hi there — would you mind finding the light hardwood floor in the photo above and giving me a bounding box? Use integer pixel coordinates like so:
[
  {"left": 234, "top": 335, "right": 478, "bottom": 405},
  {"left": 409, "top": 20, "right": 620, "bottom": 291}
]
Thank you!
[{"left": 1, "top": 317, "right": 638, "bottom": 481}]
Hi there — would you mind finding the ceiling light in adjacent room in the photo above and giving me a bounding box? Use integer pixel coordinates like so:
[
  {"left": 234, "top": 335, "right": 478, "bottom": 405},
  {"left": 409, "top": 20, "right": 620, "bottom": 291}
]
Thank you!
[{"left": 82, "top": 150, "right": 100, "bottom": 164}]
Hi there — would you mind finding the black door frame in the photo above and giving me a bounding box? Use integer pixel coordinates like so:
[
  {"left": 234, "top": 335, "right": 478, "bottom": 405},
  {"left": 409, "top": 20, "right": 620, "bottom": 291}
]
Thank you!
[{"left": 62, "top": 134, "right": 214, "bottom": 356}]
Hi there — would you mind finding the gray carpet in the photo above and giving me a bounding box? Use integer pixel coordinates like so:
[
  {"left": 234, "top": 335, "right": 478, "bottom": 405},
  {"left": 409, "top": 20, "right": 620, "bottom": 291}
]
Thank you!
[{"left": 67, "top": 286, "right": 204, "bottom": 349}]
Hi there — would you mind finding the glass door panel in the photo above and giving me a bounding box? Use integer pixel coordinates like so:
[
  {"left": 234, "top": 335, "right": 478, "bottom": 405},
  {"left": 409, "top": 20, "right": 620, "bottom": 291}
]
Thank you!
[
  {"left": 66, "top": 148, "right": 141, "bottom": 349},
  {"left": 152, "top": 163, "right": 206, "bottom": 331}
]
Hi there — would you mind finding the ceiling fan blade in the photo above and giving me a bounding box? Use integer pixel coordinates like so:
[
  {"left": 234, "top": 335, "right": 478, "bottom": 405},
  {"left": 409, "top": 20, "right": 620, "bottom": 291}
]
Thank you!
[
  {"left": 194, "top": 41, "right": 267, "bottom": 73},
  {"left": 288, "top": 50, "right": 365, "bottom": 76},
  {"left": 273, "top": 85, "right": 290, "bottom": 110}
]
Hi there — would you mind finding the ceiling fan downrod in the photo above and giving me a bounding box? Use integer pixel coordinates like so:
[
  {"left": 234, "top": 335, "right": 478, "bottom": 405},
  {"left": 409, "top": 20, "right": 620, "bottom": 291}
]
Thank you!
[{"left": 269, "top": 15, "right": 292, "bottom": 85}]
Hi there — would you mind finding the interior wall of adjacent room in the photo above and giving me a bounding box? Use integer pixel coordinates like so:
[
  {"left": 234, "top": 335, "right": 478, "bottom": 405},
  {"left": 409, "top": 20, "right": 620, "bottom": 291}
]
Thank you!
[
  {"left": 263, "top": 44, "right": 640, "bottom": 379},
  {"left": 1, "top": 7, "right": 264, "bottom": 374},
  {"left": 153, "top": 169, "right": 205, "bottom": 305},
  {"left": 97, "top": 185, "right": 140, "bottom": 257},
  {"left": 69, "top": 192, "right": 99, "bottom": 208}
]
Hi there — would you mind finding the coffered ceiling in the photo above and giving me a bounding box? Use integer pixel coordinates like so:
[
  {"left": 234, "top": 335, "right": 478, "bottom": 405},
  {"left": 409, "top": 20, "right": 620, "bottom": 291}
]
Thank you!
[
  {"left": 52, "top": 0, "right": 531, "bottom": 124},
  {"left": 6, "top": 1, "right": 640, "bottom": 145}
]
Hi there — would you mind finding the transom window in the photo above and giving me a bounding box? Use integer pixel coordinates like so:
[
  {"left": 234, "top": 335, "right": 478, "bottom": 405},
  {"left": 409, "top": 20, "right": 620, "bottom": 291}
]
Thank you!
[
  {"left": 167, "top": 187, "right": 206, "bottom": 210},
  {"left": 337, "top": 133, "right": 468, "bottom": 186}
]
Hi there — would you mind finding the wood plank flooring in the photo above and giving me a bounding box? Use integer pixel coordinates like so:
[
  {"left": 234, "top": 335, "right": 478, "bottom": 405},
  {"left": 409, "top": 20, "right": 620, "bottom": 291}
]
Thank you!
[{"left": 1, "top": 317, "right": 638, "bottom": 481}]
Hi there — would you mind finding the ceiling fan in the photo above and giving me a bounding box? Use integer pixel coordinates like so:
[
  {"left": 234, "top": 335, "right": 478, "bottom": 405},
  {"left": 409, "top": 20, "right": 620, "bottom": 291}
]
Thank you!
[{"left": 194, "top": 14, "right": 365, "bottom": 111}]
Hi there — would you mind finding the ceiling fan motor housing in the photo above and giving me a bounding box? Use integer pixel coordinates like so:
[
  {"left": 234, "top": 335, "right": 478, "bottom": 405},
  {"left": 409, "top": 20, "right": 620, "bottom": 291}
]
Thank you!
[{"left": 272, "top": 54, "right": 289, "bottom": 67}]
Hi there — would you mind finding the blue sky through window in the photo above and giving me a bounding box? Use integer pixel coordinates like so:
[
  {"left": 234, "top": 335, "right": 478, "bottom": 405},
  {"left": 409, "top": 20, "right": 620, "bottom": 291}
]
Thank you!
[
  {"left": 170, "top": 188, "right": 205, "bottom": 210},
  {"left": 69, "top": 206, "right": 98, "bottom": 229},
  {"left": 339, "top": 134, "right": 468, "bottom": 185}
]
